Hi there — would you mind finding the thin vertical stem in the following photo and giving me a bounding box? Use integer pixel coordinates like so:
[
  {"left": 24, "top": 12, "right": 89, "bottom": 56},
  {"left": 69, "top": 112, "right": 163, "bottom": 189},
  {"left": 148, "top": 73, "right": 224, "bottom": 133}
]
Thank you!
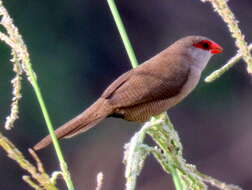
[
  {"left": 26, "top": 64, "right": 75, "bottom": 190},
  {"left": 106, "top": 1, "right": 186, "bottom": 190},
  {"left": 107, "top": 0, "right": 139, "bottom": 68}
]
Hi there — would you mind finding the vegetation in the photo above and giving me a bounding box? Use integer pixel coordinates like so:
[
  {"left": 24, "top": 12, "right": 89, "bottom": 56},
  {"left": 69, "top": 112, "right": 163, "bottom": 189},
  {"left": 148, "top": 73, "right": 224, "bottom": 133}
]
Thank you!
[{"left": 0, "top": 0, "right": 251, "bottom": 190}]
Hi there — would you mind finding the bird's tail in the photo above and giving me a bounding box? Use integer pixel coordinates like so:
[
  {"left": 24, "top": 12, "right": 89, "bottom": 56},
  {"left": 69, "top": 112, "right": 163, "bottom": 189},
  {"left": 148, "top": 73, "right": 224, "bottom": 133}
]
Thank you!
[{"left": 33, "top": 98, "right": 113, "bottom": 151}]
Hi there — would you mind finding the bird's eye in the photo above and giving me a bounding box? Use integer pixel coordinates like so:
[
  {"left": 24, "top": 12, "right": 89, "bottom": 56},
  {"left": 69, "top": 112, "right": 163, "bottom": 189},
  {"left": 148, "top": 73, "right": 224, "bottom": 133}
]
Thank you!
[{"left": 202, "top": 42, "right": 209, "bottom": 49}]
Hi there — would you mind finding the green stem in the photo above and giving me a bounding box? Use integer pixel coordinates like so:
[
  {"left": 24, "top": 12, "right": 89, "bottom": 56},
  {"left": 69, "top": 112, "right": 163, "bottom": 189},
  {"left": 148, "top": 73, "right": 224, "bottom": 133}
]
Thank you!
[
  {"left": 26, "top": 62, "right": 75, "bottom": 190},
  {"left": 171, "top": 168, "right": 184, "bottom": 190},
  {"left": 106, "top": 1, "right": 185, "bottom": 190},
  {"left": 107, "top": 0, "right": 139, "bottom": 68}
]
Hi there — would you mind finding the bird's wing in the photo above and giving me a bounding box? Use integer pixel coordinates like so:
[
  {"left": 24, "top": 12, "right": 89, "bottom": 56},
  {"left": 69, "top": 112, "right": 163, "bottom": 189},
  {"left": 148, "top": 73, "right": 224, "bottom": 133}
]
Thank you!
[{"left": 101, "top": 62, "right": 190, "bottom": 108}]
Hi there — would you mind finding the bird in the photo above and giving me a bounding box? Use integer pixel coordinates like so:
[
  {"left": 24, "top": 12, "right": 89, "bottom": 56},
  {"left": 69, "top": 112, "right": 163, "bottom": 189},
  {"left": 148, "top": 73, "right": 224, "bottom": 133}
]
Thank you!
[{"left": 34, "top": 35, "right": 223, "bottom": 151}]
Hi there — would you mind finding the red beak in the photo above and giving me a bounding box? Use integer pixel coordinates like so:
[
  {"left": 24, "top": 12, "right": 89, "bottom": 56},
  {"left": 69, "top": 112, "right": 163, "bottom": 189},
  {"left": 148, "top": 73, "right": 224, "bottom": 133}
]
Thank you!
[{"left": 210, "top": 42, "right": 223, "bottom": 54}]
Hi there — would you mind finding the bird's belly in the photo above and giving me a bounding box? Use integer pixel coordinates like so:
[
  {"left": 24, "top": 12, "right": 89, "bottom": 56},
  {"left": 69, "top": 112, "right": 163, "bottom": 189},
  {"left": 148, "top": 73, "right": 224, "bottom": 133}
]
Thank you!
[{"left": 120, "top": 98, "right": 178, "bottom": 122}]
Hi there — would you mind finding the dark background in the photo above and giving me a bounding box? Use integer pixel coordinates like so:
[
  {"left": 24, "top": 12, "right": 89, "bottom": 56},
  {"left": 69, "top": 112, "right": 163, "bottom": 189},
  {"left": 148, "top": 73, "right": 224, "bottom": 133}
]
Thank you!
[{"left": 0, "top": 0, "right": 251, "bottom": 190}]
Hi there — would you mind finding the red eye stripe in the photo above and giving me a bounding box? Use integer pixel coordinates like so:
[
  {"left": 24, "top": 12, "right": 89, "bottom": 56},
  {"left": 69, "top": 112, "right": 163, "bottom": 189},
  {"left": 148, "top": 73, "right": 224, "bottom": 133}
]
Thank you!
[
  {"left": 193, "top": 40, "right": 212, "bottom": 50},
  {"left": 193, "top": 40, "right": 223, "bottom": 54}
]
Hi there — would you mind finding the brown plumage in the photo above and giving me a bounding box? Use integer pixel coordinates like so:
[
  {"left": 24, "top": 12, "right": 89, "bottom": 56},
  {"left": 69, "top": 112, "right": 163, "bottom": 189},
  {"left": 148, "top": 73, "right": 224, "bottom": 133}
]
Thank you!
[{"left": 34, "top": 36, "right": 223, "bottom": 150}]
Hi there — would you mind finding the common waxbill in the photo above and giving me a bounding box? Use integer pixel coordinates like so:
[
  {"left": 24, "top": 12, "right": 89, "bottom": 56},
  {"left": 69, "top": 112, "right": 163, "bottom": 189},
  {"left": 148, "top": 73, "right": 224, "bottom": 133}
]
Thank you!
[{"left": 34, "top": 36, "right": 223, "bottom": 151}]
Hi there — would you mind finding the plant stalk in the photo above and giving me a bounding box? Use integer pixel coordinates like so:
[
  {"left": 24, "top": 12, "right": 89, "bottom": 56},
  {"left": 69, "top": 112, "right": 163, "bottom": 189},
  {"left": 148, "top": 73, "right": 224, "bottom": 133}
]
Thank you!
[
  {"left": 107, "top": 0, "right": 139, "bottom": 68},
  {"left": 26, "top": 63, "right": 75, "bottom": 190}
]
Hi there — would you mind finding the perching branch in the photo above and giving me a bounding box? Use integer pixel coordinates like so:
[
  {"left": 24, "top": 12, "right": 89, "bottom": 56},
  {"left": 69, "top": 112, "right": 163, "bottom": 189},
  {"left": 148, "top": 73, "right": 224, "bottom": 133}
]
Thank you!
[
  {"left": 125, "top": 114, "right": 242, "bottom": 190},
  {"left": 124, "top": 118, "right": 163, "bottom": 190}
]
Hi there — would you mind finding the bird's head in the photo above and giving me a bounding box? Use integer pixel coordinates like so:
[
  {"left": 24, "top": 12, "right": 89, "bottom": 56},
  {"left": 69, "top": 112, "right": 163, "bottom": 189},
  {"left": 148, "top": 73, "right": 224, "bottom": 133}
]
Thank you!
[{"left": 170, "top": 36, "right": 223, "bottom": 71}]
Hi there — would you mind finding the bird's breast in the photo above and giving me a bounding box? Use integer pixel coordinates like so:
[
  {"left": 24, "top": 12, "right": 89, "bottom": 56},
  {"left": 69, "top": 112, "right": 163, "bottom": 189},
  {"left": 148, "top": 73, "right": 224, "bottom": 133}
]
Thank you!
[{"left": 168, "top": 68, "right": 201, "bottom": 105}]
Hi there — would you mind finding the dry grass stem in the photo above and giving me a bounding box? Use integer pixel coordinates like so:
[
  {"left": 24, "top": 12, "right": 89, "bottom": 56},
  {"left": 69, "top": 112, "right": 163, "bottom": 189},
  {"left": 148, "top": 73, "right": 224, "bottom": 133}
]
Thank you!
[
  {"left": 29, "top": 148, "right": 45, "bottom": 173},
  {"left": 0, "top": 31, "right": 15, "bottom": 47},
  {"left": 124, "top": 118, "right": 163, "bottom": 190},
  {"left": 0, "top": 0, "right": 31, "bottom": 130},
  {"left": 200, "top": 173, "right": 242, "bottom": 190},
  {"left": 0, "top": 1, "right": 75, "bottom": 189},
  {"left": 125, "top": 113, "right": 242, "bottom": 190},
  {"left": 201, "top": 0, "right": 252, "bottom": 74},
  {"left": 0, "top": 1, "right": 34, "bottom": 82},
  {"left": 205, "top": 43, "right": 252, "bottom": 82},
  {"left": 0, "top": 3, "right": 57, "bottom": 187},
  {"left": 23, "top": 176, "right": 44, "bottom": 190},
  {"left": 0, "top": 132, "right": 58, "bottom": 190},
  {"left": 5, "top": 52, "right": 23, "bottom": 129}
]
